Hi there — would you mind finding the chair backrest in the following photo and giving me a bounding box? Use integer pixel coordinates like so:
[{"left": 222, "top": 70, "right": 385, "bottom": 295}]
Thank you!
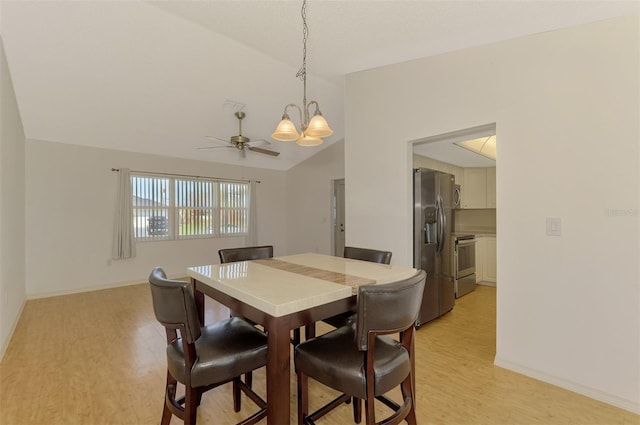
[
  {"left": 344, "top": 246, "right": 392, "bottom": 265},
  {"left": 218, "top": 245, "right": 274, "bottom": 263},
  {"left": 148, "top": 267, "right": 201, "bottom": 343},
  {"left": 355, "top": 270, "right": 426, "bottom": 351}
]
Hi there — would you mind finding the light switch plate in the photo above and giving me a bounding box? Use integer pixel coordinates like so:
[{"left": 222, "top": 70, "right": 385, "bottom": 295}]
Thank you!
[{"left": 546, "top": 217, "right": 562, "bottom": 236}]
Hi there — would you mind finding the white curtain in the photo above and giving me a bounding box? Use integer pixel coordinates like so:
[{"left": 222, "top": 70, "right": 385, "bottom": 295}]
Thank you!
[
  {"left": 246, "top": 180, "right": 258, "bottom": 246},
  {"left": 112, "top": 168, "right": 136, "bottom": 259}
]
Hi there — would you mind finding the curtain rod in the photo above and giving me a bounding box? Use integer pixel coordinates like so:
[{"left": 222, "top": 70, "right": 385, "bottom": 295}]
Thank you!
[{"left": 111, "top": 168, "right": 260, "bottom": 184}]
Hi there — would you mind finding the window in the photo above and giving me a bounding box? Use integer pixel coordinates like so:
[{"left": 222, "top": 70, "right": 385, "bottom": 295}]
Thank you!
[
  {"left": 219, "top": 181, "right": 249, "bottom": 236},
  {"left": 132, "top": 174, "right": 249, "bottom": 240}
]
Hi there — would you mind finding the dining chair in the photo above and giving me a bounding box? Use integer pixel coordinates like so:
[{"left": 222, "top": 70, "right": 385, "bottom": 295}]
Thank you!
[
  {"left": 321, "top": 246, "right": 393, "bottom": 329},
  {"left": 344, "top": 246, "right": 392, "bottom": 265},
  {"left": 320, "top": 247, "right": 394, "bottom": 420},
  {"left": 295, "top": 269, "right": 426, "bottom": 425},
  {"left": 149, "top": 267, "right": 268, "bottom": 425},
  {"left": 218, "top": 245, "right": 304, "bottom": 346},
  {"left": 218, "top": 245, "right": 274, "bottom": 263}
]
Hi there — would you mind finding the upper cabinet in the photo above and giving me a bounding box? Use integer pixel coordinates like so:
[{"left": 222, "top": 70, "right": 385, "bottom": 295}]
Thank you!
[{"left": 461, "top": 167, "right": 496, "bottom": 209}]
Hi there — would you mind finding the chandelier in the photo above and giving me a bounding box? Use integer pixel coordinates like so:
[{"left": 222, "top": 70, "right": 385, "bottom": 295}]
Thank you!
[{"left": 271, "top": 0, "right": 333, "bottom": 146}]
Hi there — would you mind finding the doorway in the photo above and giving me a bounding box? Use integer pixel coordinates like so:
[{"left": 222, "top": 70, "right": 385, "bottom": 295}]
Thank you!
[
  {"left": 411, "top": 124, "right": 497, "bottom": 290},
  {"left": 410, "top": 123, "right": 497, "bottom": 347}
]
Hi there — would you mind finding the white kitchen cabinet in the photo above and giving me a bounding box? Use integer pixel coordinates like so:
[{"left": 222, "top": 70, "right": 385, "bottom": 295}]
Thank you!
[
  {"left": 475, "top": 237, "right": 485, "bottom": 283},
  {"left": 474, "top": 236, "right": 496, "bottom": 284},
  {"left": 484, "top": 237, "right": 497, "bottom": 282},
  {"left": 462, "top": 168, "right": 487, "bottom": 208},
  {"left": 461, "top": 167, "right": 496, "bottom": 209}
]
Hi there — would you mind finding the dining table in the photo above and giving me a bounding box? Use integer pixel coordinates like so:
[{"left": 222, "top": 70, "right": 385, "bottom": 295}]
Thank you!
[{"left": 187, "top": 252, "right": 417, "bottom": 424}]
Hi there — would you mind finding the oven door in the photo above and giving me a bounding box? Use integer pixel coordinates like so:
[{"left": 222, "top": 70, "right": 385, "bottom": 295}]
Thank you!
[
  {"left": 456, "top": 238, "right": 476, "bottom": 278},
  {"left": 455, "top": 273, "right": 477, "bottom": 298}
]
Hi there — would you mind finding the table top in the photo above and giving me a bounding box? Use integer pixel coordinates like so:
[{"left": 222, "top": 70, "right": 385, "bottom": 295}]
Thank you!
[{"left": 187, "top": 253, "right": 417, "bottom": 317}]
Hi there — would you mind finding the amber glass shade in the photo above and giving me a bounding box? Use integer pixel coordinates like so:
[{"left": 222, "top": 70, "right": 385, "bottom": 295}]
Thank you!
[
  {"left": 305, "top": 113, "right": 333, "bottom": 138},
  {"left": 272, "top": 118, "right": 300, "bottom": 141},
  {"left": 296, "top": 134, "right": 323, "bottom": 146}
]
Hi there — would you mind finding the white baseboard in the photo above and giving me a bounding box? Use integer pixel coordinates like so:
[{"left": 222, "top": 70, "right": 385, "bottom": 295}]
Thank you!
[
  {"left": 27, "top": 279, "right": 145, "bottom": 300},
  {"left": 26, "top": 275, "right": 190, "bottom": 300},
  {"left": 0, "top": 298, "right": 26, "bottom": 362},
  {"left": 494, "top": 356, "right": 640, "bottom": 415}
]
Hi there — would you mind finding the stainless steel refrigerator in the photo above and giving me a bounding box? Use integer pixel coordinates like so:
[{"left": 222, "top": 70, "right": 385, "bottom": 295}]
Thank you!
[{"left": 413, "top": 168, "right": 455, "bottom": 327}]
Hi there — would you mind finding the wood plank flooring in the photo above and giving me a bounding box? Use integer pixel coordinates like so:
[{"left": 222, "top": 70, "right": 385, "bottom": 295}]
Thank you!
[{"left": 0, "top": 284, "right": 637, "bottom": 425}]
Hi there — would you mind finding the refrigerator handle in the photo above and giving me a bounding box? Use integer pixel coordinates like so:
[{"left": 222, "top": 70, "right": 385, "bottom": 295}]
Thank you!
[
  {"left": 435, "top": 199, "right": 441, "bottom": 252},
  {"left": 436, "top": 197, "right": 446, "bottom": 253},
  {"left": 440, "top": 199, "right": 446, "bottom": 253}
]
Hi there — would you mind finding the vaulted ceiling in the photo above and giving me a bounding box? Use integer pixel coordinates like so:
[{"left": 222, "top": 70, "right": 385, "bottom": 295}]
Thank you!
[{"left": 2, "top": 1, "right": 637, "bottom": 170}]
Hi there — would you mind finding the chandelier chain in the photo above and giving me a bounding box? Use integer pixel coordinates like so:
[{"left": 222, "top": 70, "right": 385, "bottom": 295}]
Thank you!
[{"left": 296, "top": 0, "right": 308, "bottom": 83}]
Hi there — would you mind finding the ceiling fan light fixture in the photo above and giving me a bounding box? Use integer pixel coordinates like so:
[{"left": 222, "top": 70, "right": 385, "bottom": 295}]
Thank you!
[
  {"left": 272, "top": 113, "right": 300, "bottom": 141},
  {"left": 296, "top": 134, "right": 323, "bottom": 147}
]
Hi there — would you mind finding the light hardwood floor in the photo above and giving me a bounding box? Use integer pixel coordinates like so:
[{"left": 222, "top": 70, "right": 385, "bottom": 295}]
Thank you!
[{"left": 1, "top": 284, "right": 637, "bottom": 425}]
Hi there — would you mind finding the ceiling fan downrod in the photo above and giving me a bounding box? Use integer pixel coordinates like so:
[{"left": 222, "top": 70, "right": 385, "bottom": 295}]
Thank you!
[{"left": 230, "top": 111, "right": 249, "bottom": 147}]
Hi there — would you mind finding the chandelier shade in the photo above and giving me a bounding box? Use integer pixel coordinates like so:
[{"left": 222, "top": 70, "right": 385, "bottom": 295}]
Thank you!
[
  {"left": 305, "top": 112, "right": 333, "bottom": 138},
  {"left": 272, "top": 114, "right": 300, "bottom": 141},
  {"left": 296, "top": 134, "right": 323, "bottom": 147}
]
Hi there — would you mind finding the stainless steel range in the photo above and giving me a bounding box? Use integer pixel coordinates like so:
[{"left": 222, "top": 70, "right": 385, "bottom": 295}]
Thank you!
[{"left": 454, "top": 235, "right": 477, "bottom": 298}]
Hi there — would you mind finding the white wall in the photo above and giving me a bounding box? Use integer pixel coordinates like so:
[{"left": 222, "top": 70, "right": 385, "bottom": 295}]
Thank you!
[
  {"left": 0, "top": 36, "right": 27, "bottom": 358},
  {"left": 25, "top": 140, "right": 288, "bottom": 296},
  {"left": 286, "top": 139, "right": 344, "bottom": 255},
  {"left": 345, "top": 15, "right": 639, "bottom": 412}
]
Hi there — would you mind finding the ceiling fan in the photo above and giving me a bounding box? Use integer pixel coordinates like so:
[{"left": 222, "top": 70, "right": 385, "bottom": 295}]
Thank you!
[{"left": 198, "top": 111, "right": 280, "bottom": 157}]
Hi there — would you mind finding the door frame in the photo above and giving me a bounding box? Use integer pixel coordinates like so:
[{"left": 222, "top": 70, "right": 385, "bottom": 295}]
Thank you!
[{"left": 332, "top": 178, "right": 345, "bottom": 257}]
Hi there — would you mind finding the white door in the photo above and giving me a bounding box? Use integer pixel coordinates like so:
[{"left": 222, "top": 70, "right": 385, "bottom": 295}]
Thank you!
[{"left": 333, "top": 179, "right": 345, "bottom": 256}]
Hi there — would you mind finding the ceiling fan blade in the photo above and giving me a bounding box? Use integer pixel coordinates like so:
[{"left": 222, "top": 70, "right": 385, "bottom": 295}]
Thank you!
[
  {"left": 205, "top": 135, "right": 231, "bottom": 144},
  {"left": 249, "top": 138, "right": 272, "bottom": 146},
  {"left": 197, "top": 145, "right": 233, "bottom": 150},
  {"left": 248, "top": 146, "right": 280, "bottom": 157}
]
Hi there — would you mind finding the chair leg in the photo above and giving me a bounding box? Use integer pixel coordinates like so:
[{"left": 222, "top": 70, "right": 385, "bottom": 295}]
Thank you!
[
  {"left": 292, "top": 328, "right": 301, "bottom": 346},
  {"left": 305, "top": 322, "right": 316, "bottom": 340},
  {"left": 161, "top": 372, "right": 176, "bottom": 425},
  {"left": 352, "top": 397, "right": 362, "bottom": 424},
  {"left": 245, "top": 371, "right": 253, "bottom": 388},
  {"left": 184, "top": 386, "right": 199, "bottom": 425},
  {"left": 364, "top": 398, "right": 376, "bottom": 425},
  {"left": 401, "top": 374, "right": 417, "bottom": 425},
  {"left": 297, "top": 370, "right": 309, "bottom": 425},
  {"left": 233, "top": 377, "right": 242, "bottom": 412}
]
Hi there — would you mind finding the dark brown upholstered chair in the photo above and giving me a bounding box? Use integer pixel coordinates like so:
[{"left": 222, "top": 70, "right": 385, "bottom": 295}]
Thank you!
[
  {"left": 295, "top": 270, "right": 426, "bottom": 425},
  {"left": 218, "top": 245, "right": 304, "bottom": 346},
  {"left": 149, "top": 267, "right": 268, "bottom": 425},
  {"left": 344, "top": 246, "right": 392, "bottom": 265},
  {"left": 322, "top": 246, "right": 393, "bottom": 329},
  {"left": 218, "top": 245, "right": 274, "bottom": 263}
]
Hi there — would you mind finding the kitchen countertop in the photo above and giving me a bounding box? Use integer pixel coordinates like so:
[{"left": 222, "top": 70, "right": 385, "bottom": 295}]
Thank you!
[{"left": 453, "top": 231, "right": 496, "bottom": 237}]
